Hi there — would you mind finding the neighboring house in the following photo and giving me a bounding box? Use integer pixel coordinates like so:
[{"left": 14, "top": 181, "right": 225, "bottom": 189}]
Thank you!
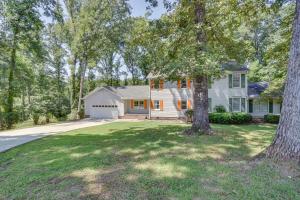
[{"left": 83, "top": 63, "right": 281, "bottom": 119}]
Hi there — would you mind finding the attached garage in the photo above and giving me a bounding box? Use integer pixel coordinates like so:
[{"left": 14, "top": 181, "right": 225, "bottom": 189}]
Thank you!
[{"left": 83, "top": 88, "right": 124, "bottom": 119}]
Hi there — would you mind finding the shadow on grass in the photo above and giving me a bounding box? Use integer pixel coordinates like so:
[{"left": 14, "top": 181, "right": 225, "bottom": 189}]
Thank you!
[{"left": 1, "top": 122, "right": 288, "bottom": 200}]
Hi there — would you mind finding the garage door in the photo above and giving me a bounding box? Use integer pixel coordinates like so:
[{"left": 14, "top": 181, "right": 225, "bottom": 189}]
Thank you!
[{"left": 90, "top": 105, "right": 119, "bottom": 119}]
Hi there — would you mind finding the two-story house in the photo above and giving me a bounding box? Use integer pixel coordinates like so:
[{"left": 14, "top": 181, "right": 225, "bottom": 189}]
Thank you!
[{"left": 83, "top": 63, "right": 281, "bottom": 119}]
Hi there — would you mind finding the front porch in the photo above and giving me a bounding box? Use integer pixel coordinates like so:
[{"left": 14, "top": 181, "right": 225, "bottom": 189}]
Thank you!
[{"left": 124, "top": 99, "right": 150, "bottom": 115}]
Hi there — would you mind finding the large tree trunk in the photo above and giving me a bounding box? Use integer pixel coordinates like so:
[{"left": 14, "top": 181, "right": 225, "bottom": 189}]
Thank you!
[
  {"left": 77, "top": 56, "right": 87, "bottom": 118},
  {"left": 266, "top": 0, "right": 300, "bottom": 160},
  {"left": 6, "top": 33, "right": 17, "bottom": 129},
  {"left": 71, "top": 56, "right": 77, "bottom": 109},
  {"left": 191, "top": 75, "right": 211, "bottom": 134},
  {"left": 186, "top": 0, "right": 211, "bottom": 135}
]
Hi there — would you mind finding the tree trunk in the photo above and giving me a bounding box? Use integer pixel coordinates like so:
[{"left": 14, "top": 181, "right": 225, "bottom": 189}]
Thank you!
[
  {"left": 266, "top": 0, "right": 300, "bottom": 160},
  {"left": 6, "top": 33, "right": 17, "bottom": 129},
  {"left": 185, "top": 0, "right": 211, "bottom": 135},
  {"left": 77, "top": 57, "right": 87, "bottom": 118},
  {"left": 190, "top": 75, "right": 211, "bottom": 134},
  {"left": 71, "top": 56, "right": 77, "bottom": 109}
]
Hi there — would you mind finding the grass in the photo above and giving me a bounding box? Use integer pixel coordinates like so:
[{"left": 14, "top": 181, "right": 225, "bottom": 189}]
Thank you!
[{"left": 0, "top": 121, "right": 299, "bottom": 200}]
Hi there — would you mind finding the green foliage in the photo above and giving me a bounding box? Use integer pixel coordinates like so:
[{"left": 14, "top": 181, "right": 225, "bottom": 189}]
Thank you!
[
  {"left": 214, "top": 105, "right": 226, "bottom": 113},
  {"left": 209, "top": 112, "right": 253, "bottom": 124},
  {"left": 32, "top": 113, "right": 40, "bottom": 125},
  {"left": 264, "top": 114, "right": 280, "bottom": 124}
]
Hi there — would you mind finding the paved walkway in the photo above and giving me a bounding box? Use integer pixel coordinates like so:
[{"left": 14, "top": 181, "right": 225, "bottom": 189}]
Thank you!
[{"left": 0, "top": 119, "right": 117, "bottom": 153}]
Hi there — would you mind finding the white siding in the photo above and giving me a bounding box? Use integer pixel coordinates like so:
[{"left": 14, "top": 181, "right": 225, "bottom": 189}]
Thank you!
[
  {"left": 209, "top": 73, "right": 248, "bottom": 112},
  {"left": 151, "top": 81, "right": 192, "bottom": 118},
  {"left": 84, "top": 89, "right": 124, "bottom": 117},
  {"left": 150, "top": 72, "right": 248, "bottom": 118}
]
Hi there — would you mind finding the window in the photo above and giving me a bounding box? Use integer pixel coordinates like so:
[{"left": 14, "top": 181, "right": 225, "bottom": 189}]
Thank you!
[
  {"left": 232, "top": 98, "right": 241, "bottom": 112},
  {"left": 154, "top": 100, "right": 160, "bottom": 110},
  {"left": 253, "top": 99, "right": 268, "bottom": 113},
  {"left": 208, "top": 98, "right": 212, "bottom": 112},
  {"left": 134, "top": 100, "right": 144, "bottom": 109},
  {"left": 232, "top": 73, "right": 240, "bottom": 88},
  {"left": 181, "top": 100, "right": 187, "bottom": 110},
  {"left": 229, "top": 98, "right": 246, "bottom": 112},
  {"left": 181, "top": 79, "right": 187, "bottom": 88},
  {"left": 154, "top": 80, "right": 160, "bottom": 89}
]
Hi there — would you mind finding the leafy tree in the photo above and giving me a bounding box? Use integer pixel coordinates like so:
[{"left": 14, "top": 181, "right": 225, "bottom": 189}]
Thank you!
[
  {"left": 143, "top": 0, "right": 255, "bottom": 134},
  {"left": 0, "top": 0, "right": 59, "bottom": 128}
]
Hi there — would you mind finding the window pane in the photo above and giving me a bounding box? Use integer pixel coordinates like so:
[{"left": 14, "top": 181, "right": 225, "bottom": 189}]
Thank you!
[
  {"left": 241, "top": 98, "right": 246, "bottom": 112},
  {"left": 154, "top": 80, "right": 159, "bottom": 89},
  {"left": 232, "top": 98, "right": 240, "bottom": 112},
  {"left": 181, "top": 80, "right": 187, "bottom": 88},
  {"left": 154, "top": 100, "right": 160, "bottom": 109},
  {"left": 181, "top": 100, "right": 187, "bottom": 109},
  {"left": 232, "top": 74, "right": 240, "bottom": 88}
]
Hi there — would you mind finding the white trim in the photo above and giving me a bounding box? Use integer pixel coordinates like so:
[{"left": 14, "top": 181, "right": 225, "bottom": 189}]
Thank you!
[{"left": 82, "top": 87, "right": 121, "bottom": 100}]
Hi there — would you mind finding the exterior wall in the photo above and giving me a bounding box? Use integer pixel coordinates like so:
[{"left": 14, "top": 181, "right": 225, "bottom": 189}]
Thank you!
[
  {"left": 84, "top": 89, "right": 124, "bottom": 117},
  {"left": 150, "top": 71, "right": 248, "bottom": 118},
  {"left": 209, "top": 72, "right": 248, "bottom": 112},
  {"left": 151, "top": 81, "right": 192, "bottom": 118},
  {"left": 125, "top": 100, "right": 149, "bottom": 114}
]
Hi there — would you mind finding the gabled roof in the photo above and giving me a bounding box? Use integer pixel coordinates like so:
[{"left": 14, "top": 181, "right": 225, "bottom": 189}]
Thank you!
[
  {"left": 83, "top": 85, "right": 150, "bottom": 100},
  {"left": 248, "top": 82, "right": 269, "bottom": 98}
]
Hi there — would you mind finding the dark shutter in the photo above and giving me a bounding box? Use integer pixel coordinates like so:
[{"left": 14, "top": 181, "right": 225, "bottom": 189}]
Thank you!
[
  {"left": 229, "top": 98, "right": 233, "bottom": 112},
  {"left": 249, "top": 99, "right": 253, "bottom": 113},
  {"left": 269, "top": 100, "right": 273, "bottom": 113},
  {"left": 229, "top": 74, "right": 233, "bottom": 88},
  {"left": 241, "top": 98, "right": 246, "bottom": 112},
  {"left": 241, "top": 74, "right": 246, "bottom": 88}
]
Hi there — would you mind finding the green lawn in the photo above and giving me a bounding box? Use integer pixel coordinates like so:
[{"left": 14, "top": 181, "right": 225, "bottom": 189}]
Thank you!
[{"left": 0, "top": 121, "right": 299, "bottom": 200}]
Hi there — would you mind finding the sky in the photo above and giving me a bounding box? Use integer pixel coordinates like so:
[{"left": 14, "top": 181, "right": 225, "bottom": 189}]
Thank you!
[{"left": 128, "top": 0, "right": 168, "bottom": 19}]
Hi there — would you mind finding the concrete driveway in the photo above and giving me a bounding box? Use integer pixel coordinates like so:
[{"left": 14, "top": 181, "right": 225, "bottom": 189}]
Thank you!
[{"left": 0, "top": 119, "right": 116, "bottom": 153}]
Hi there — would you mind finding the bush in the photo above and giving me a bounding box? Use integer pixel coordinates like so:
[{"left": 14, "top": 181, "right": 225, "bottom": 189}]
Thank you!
[
  {"left": 32, "top": 113, "right": 40, "bottom": 125},
  {"left": 209, "top": 112, "right": 252, "bottom": 124},
  {"left": 214, "top": 105, "right": 226, "bottom": 113},
  {"left": 184, "top": 109, "right": 194, "bottom": 123},
  {"left": 264, "top": 114, "right": 280, "bottom": 124}
]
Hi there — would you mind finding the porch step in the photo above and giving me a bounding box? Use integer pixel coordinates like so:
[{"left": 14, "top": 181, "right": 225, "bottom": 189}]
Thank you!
[{"left": 119, "top": 114, "right": 148, "bottom": 120}]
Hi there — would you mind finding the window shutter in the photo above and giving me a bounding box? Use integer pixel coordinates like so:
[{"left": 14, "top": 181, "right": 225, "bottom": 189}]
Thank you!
[
  {"left": 208, "top": 98, "right": 212, "bottom": 112},
  {"left": 241, "top": 98, "right": 246, "bottom": 112},
  {"left": 160, "top": 100, "right": 164, "bottom": 111},
  {"left": 187, "top": 79, "right": 191, "bottom": 89},
  {"left": 177, "top": 80, "right": 181, "bottom": 89},
  {"left": 249, "top": 99, "right": 253, "bottom": 113},
  {"left": 228, "top": 74, "right": 233, "bottom": 88},
  {"left": 188, "top": 100, "right": 192, "bottom": 109},
  {"left": 159, "top": 80, "right": 164, "bottom": 90},
  {"left": 241, "top": 74, "right": 246, "bottom": 88},
  {"left": 229, "top": 98, "right": 233, "bottom": 112},
  {"left": 144, "top": 100, "right": 147, "bottom": 109},
  {"left": 269, "top": 100, "right": 273, "bottom": 113},
  {"left": 130, "top": 100, "right": 134, "bottom": 109},
  {"left": 150, "top": 80, "right": 154, "bottom": 89},
  {"left": 150, "top": 100, "right": 154, "bottom": 109},
  {"left": 177, "top": 100, "right": 181, "bottom": 110}
]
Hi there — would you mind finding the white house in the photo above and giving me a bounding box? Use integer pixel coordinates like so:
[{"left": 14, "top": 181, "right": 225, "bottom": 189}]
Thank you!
[{"left": 83, "top": 63, "right": 281, "bottom": 119}]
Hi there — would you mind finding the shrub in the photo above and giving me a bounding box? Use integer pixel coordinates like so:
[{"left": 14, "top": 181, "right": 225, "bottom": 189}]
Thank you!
[
  {"left": 264, "top": 114, "right": 280, "bottom": 124},
  {"left": 32, "top": 113, "right": 40, "bottom": 125},
  {"left": 214, "top": 105, "right": 226, "bottom": 113},
  {"left": 209, "top": 112, "right": 252, "bottom": 124},
  {"left": 184, "top": 109, "right": 194, "bottom": 123}
]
